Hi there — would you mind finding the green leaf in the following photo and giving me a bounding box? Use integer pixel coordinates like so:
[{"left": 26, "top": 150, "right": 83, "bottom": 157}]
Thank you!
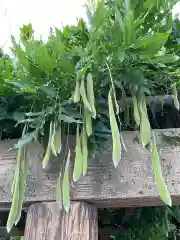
[
  {"left": 154, "top": 54, "right": 180, "bottom": 64},
  {"left": 151, "top": 132, "right": 172, "bottom": 206},
  {"left": 40, "top": 85, "right": 57, "bottom": 98},
  {"left": 134, "top": 32, "right": 170, "bottom": 53},
  {"left": 14, "top": 130, "right": 38, "bottom": 149},
  {"left": 25, "top": 111, "right": 45, "bottom": 117},
  {"left": 59, "top": 114, "right": 82, "bottom": 124},
  {"left": 91, "top": 0, "right": 107, "bottom": 30}
]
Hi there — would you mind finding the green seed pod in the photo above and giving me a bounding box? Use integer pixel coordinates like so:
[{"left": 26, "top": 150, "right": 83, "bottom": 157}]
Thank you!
[
  {"left": 15, "top": 147, "right": 28, "bottom": 225},
  {"left": 54, "top": 122, "right": 62, "bottom": 155},
  {"left": 124, "top": 101, "right": 130, "bottom": 128},
  {"left": 87, "top": 73, "right": 96, "bottom": 119},
  {"left": 108, "top": 89, "right": 121, "bottom": 168},
  {"left": 173, "top": 84, "right": 179, "bottom": 110},
  {"left": 73, "top": 124, "right": 83, "bottom": 182},
  {"left": 132, "top": 95, "right": 140, "bottom": 127},
  {"left": 139, "top": 96, "right": 151, "bottom": 147},
  {"left": 73, "top": 78, "right": 80, "bottom": 103},
  {"left": 11, "top": 146, "right": 24, "bottom": 194},
  {"left": 7, "top": 170, "right": 20, "bottom": 232},
  {"left": 42, "top": 121, "right": 53, "bottom": 169},
  {"left": 84, "top": 108, "right": 92, "bottom": 137},
  {"left": 62, "top": 149, "right": 71, "bottom": 212},
  {"left": 56, "top": 171, "right": 62, "bottom": 210},
  {"left": 80, "top": 78, "right": 92, "bottom": 112},
  {"left": 82, "top": 124, "right": 88, "bottom": 176},
  {"left": 51, "top": 121, "right": 57, "bottom": 156},
  {"left": 151, "top": 132, "right": 171, "bottom": 206}
]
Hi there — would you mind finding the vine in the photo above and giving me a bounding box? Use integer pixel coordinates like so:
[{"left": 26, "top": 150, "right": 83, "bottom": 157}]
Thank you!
[{"left": 0, "top": 0, "right": 180, "bottom": 232}]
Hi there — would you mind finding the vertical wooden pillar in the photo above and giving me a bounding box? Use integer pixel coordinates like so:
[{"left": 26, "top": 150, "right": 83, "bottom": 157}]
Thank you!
[{"left": 24, "top": 202, "right": 98, "bottom": 240}]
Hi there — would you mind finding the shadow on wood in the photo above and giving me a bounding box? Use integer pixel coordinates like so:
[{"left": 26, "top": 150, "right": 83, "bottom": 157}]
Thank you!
[{"left": 24, "top": 202, "right": 98, "bottom": 240}]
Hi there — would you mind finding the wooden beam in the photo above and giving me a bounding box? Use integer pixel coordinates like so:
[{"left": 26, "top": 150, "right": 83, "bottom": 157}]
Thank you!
[
  {"left": 24, "top": 202, "right": 98, "bottom": 240},
  {"left": 0, "top": 128, "right": 180, "bottom": 207}
]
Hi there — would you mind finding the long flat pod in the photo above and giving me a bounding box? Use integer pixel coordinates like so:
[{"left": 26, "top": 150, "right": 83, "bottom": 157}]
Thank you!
[
  {"left": 54, "top": 121, "right": 62, "bottom": 154},
  {"left": 7, "top": 147, "right": 23, "bottom": 232},
  {"left": 139, "top": 95, "right": 151, "bottom": 147},
  {"left": 7, "top": 171, "right": 20, "bottom": 232},
  {"left": 73, "top": 77, "right": 80, "bottom": 103},
  {"left": 62, "top": 149, "right": 71, "bottom": 212},
  {"left": 56, "top": 171, "right": 62, "bottom": 209},
  {"left": 73, "top": 124, "right": 83, "bottom": 182},
  {"left": 51, "top": 121, "right": 57, "bottom": 156},
  {"left": 51, "top": 121, "right": 62, "bottom": 156},
  {"left": 151, "top": 131, "right": 171, "bottom": 206},
  {"left": 42, "top": 121, "right": 53, "bottom": 169},
  {"left": 84, "top": 108, "right": 92, "bottom": 137},
  {"left": 108, "top": 89, "right": 121, "bottom": 168},
  {"left": 173, "top": 84, "right": 179, "bottom": 110},
  {"left": 80, "top": 78, "right": 92, "bottom": 112},
  {"left": 132, "top": 94, "right": 140, "bottom": 127},
  {"left": 87, "top": 73, "right": 96, "bottom": 119},
  {"left": 82, "top": 124, "right": 88, "bottom": 176},
  {"left": 15, "top": 147, "right": 28, "bottom": 225}
]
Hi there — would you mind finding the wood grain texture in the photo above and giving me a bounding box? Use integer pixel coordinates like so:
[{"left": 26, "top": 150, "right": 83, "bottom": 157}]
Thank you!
[
  {"left": 0, "top": 129, "right": 180, "bottom": 207},
  {"left": 24, "top": 202, "right": 98, "bottom": 240}
]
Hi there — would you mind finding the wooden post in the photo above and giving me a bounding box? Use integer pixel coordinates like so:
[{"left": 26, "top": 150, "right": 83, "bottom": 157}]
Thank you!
[{"left": 24, "top": 202, "right": 98, "bottom": 240}]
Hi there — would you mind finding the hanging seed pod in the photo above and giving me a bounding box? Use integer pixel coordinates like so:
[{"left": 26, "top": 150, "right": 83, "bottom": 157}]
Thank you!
[
  {"left": 51, "top": 121, "right": 62, "bottom": 156},
  {"left": 62, "top": 149, "right": 71, "bottom": 212},
  {"left": 54, "top": 121, "right": 62, "bottom": 155},
  {"left": 42, "top": 121, "right": 53, "bottom": 169},
  {"left": 151, "top": 131, "right": 171, "bottom": 206},
  {"left": 139, "top": 96, "right": 151, "bottom": 147},
  {"left": 73, "top": 124, "right": 83, "bottom": 182},
  {"left": 15, "top": 147, "right": 28, "bottom": 225},
  {"left": 87, "top": 73, "right": 96, "bottom": 119},
  {"left": 124, "top": 101, "right": 130, "bottom": 128},
  {"left": 51, "top": 121, "right": 57, "bottom": 156},
  {"left": 7, "top": 168, "right": 20, "bottom": 232},
  {"left": 73, "top": 78, "right": 80, "bottom": 103},
  {"left": 84, "top": 108, "right": 92, "bottom": 137},
  {"left": 7, "top": 146, "right": 24, "bottom": 232},
  {"left": 56, "top": 171, "right": 62, "bottom": 209},
  {"left": 82, "top": 124, "right": 88, "bottom": 176},
  {"left": 11, "top": 165, "right": 18, "bottom": 194},
  {"left": 173, "top": 84, "right": 179, "bottom": 110},
  {"left": 80, "top": 78, "right": 92, "bottom": 112},
  {"left": 132, "top": 95, "right": 140, "bottom": 127},
  {"left": 108, "top": 89, "right": 121, "bottom": 168}
]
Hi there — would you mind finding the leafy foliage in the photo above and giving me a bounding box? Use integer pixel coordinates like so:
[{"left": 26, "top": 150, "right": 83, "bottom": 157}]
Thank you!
[
  {"left": 10, "top": 237, "right": 23, "bottom": 240},
  {"left": 99, "top": 206, "right": 180, "bottom": 240},
  {"left": 0, "top": 0, "right": 180, "bottom": 232}
]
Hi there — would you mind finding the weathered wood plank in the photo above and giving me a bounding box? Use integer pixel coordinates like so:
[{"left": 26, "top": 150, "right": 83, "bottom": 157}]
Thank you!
[
  {"left": 24, "top": 202, "right": 98, "bottom": 240},
  {"left": 0, "top": 129, "right": 180, "bottom": 207}
]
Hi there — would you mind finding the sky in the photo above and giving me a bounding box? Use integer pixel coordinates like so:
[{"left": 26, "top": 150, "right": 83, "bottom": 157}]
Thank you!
[
  {"left": 0, "top": 0, "right": 86, "bottom": 53},
  {"left": 0, "top": 0, "right": 180, "bottom": 53}
]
